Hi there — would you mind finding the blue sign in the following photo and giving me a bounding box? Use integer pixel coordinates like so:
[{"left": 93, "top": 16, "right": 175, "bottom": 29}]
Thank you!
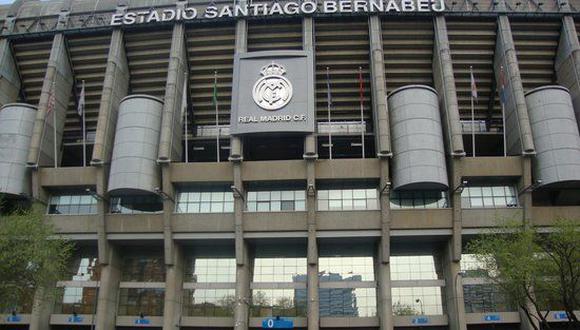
[
  {"left": 484, "top": 314, "right": 501, "bottom": 321},
  {"left": 68, "top": 315, "right": 84, "bottom": 323},
  {"left": 262, "top": 317, "right": 294, "bottom": 329},
  {"left": 135, "top": 318, "right": 151, "bottom": 325},
  {"left": 6, "top": 315, "right": 22, "bottom": 322},
  {"left": 554, "top": 312, "right": 568, "bottom": 320},
  {"left": 412, "top": 316, "right": 429, "bottom": 324}
]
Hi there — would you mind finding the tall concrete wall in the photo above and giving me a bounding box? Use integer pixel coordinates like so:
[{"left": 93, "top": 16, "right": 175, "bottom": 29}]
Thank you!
[
  {"left": 0, "top": 39, "right": 20, "bottom": 106},
  {"left": 433, "top": 15, "right": 464, "bottom": 156},
  {"left": 95, "top": 244, "right": 121, "bottom": 330},
  {"left": 26, "top": 33, "right": 73, "bottom": 168},
  {"left": 555, "top": 16, "right": 580, "bottom": 125},
  {"left": 91, "top": 28, "right": 129, "bottom": 165},
  {"left": 158, "top": 21, "right": 188, "bottom": 163},
  {"left": 494, "top": 16, "right": 535, "bottom": 156}
]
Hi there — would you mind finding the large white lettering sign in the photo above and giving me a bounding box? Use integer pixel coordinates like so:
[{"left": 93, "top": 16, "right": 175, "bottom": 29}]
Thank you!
[{"left": 111, "top": 0, "right": 446, "bottom": 25}]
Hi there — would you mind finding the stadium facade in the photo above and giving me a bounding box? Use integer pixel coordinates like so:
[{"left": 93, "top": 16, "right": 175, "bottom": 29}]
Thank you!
[{"left": 0, "top": 0, "right": 579, "bottom": 330}]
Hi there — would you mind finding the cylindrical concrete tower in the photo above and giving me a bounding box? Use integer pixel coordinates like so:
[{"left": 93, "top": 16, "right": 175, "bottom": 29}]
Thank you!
[
  {"left": 525, "top": 86, "right": 580, "bottom": 188},
  {"left": 388, "top": 85, "right": 448, "bottom": 191},
  {"left": 0, "top": 103, "right": 37, "bottom": 197},
  {"left": 108, "top": 95, "right": 164, "bottom": 195}
]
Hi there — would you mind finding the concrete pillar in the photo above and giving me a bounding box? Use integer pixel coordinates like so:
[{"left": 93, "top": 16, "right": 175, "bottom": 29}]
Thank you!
[
  {"left": 91, "top": 9, "right": 130, "bottom": 165},
  {"left": 433, "top": 15, "right": 465, "bottom": 156},
  {"left": 234, "top": 240, "right": 251, "bottom": 330},
  {"left": 158, "top": 19, "right": 188, "bottom": 163},
  {"left": 230, "top": 14, "right": 247, "bottom": 162},
  {"left": 0, "top": 38, "right": 21, "bottom": 106},
  {"left": 442, "top": 239, "right": 467, "bottom": 330},
  {"left": 518, "top": 156, "right": 533, "bottom": 226},
  {"left": 369, "top": 16, "right": 391, "bottom": 157},
  {"left": 555, "top": 16, "right": 580, "bottom": 122},
  {"left": 163, "top": 244, "right": 183, "bottom": 330},
  {"left": 494, "top": 15, "right": 535, "bottom": 155},
  {"left": 25, "top": 33, "right": 74, "bottom": 167},
  {"left": 95, "top": 243, "right": 121, "bottom": 330},
  {"left": 303, "top": 17, "right": 317, "bottom": 160},
  {"left": 377, "top": 159, "right": 393, "bottom": 330}
]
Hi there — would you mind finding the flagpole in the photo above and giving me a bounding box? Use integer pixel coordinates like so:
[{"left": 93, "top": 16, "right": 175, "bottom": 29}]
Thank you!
[
  {"left": 327, "top": 67, "right": 332, "bottom": 160},
  {"left": 359, "top": 67, "right": 365, "bottom": 159},
  {"left": 214, "top": 71, "right": 220, "bottom": 163},
  {"left": 184, "top": 73, "right": 189, "bottom": 164},
  {"left": 470, "top": 67, "right": 475, "bottom": 158},
  {"left": 52, "top": 81, "right": 58, "bottom": 168},
  {"left": 82, "top": 80, "right": 86, "bottom": 167}
]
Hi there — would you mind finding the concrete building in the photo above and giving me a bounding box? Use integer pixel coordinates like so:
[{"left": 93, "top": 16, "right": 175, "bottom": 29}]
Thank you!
[{"left": 0, "top": 0, "right": 579, "bottom": 330}]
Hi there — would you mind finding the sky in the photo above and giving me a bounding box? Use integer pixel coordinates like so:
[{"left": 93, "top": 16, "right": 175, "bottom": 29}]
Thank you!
[{"left": 0, "top": 0, "right": 14, "bottom": 5}]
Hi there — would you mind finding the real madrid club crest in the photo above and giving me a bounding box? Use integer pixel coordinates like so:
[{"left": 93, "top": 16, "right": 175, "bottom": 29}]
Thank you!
[{"left": 252, "top": 62, "right": 293, "bottom": 111}]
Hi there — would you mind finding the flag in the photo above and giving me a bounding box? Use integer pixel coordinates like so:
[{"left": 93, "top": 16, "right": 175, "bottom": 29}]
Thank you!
[
  {"left": 326, "top": 67, "right": 332, "bottom": 106},
  {"left": 470, "top": 66, "right": 477, "bottom": 100},
  {"left": 499, "top": 65, "right": 506, "bottom": 104},
  {"left": 47, "top": 81, "right": 56, "bottom": 115},
  {"left": 77, "top": 81, "right": 85, "bottom": 117},
  {"left": 180, "top": 76, "right": 187, "bottom": 118},
  {"left": 212, "top": 71, "right": 218, "bottom": 109}
]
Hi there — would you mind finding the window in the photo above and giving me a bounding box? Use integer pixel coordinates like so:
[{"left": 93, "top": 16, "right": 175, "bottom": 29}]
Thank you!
[
  {"left": 461, "top": 254, "right": 494, "bottom": 278},
  {"left": 53, "top": 287, "right": 97, "bottom": 314},
  {"left": 182, "top": 289, "right": 235, "bottom": 316},
  {"left": 48, "top": 194, "right": 97, "bottom": 215},
  {"left": 319, "top": 288, "right": 376, "bottom": 317},
  {"left": 247, "top": 190, "right": 306, "bottom": 212},
  {"left": 461, "top": 185, "right": 518, "bottom": 208},
  {"left": 63, "top": 253, "right": 99, "bottom": 281},
  {"left": 250, "top": 289, "right": 307, "bottom": 317},
  {"left": 121, "top": 251, "right": 165, "bottom": 282},
  {"left": 117, "top": 288, "right": 164, "bottom": 316},
  {"left": 253, "top": 257, "right": 307, "bottom": 283},
  {"left": 319, "top": 256, "right": 375, "bottom": 281},
  {"left": 463, "top": 284, "right": 516, "bottom": 313},
  {"left": 317, "top": 189, "right": 378, "bottom": 211},
  {"left": 390, "top": 191, "right": 448, "bottom": 209},
  {"left": 176, "top": 185, "right": 234, "bottom": 213},
  {"left": 110, "top": 195, "right": 163, "bottom": 214},
  {"left": 390, "top": 255, "right": 443, "bottom": 281},
  {"left": 184, "top": 257, "right": 236, "bottom": 283},
  {"left": 391, "top": 287, "right": 445, "bottom": 315}
]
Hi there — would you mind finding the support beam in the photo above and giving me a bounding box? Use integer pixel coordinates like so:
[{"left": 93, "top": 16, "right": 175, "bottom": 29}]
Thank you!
[
  {"left": 442, "top": 240, "right": 467, "bottom": 330},
  {"left": 0, "top": 38, "right": 21, "bottom": 105},
  {"left": 493, "top": 15, "right": 535, "bottom": 155},
  {"left": 303, "top": 17, "right": 317, "bottom": 160},
  {"left": 433, "top": 15, "right": 465, "bottom": 156},
  {"left": 26, "top": 33, "right": 74, "bottom": 167},
  {"left": 555, "top": 16, "right": 580, "bottom": 123},
  {"left": 95, "top": 243, "right": 121, "bottom": 330},
  {"left": 163, "top": 244, "right": 183, "bottom": 330},
  {"left": 369, "top": 15, "right": 391, "bottom": 157},
  {"left": 91, "top": 25, "right": 129, "bottom": 165},
  {"left": 158, "top": 20, "right": 188, "bottom": 163},
  {"left": 378, "top": 159, "right": 393, "bottom": 330}
]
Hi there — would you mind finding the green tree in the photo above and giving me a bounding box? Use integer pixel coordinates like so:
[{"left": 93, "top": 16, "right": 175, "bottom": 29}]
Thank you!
[
  {"left": 392, "top": 301, "right": 419, "bottom": 316},
  {"left": 467, "top": 218, "right": 580, "bottom": 330},
  {"left": 0, "top": 201, "right": 73, "bottom": 313}
]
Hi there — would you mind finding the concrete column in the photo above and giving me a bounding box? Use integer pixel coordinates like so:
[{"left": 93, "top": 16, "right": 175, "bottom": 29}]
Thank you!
[
  {"left": 95, "top": 243, "right": 121, "bottom": 330},
  {"left": 555, "top": 16, "right": 580, "bottom": 122},
  {"left": 377, "top": 159, "right": 393, "bottom": 330},
  {"left": 368, "top": 16, "right": 391, "bottom": 157},
  {"left": 306, "top": 144, "right": 319, "bottom": 330},
  {"left": 158, "top": 20, "right": 188, "bottom": 163},
  {"left": 91, "top": 10, "right": 130, "bottom": 165},
  {"left": 518, "top": 156, "right": 533, "bottom": 226},
  {"left": 433, "top": 15, "right": 465, "bottom": 156},
  {"left": 442, "top": 239, "right": 467, "bottom": 330},
  {"left": 494, "top": 16, "right": 535, "bottom": 155},
  {"left": 163, "top": 244, "right": 183, "bottom": 330},
  {"left": 303, "top": 17, "right": 317, "bottom": 159},
  {"left": 0, "top": 38, "right": 21, "bottom": 105},
  {"left": 234, "top": 239, "right": 251, "bottom": 330},
  {"left": 230, "top": 15, "right": 247, "bottom": 162},
  {"left": 25, "top": 33, "right": 74, "bottom": 167}
]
